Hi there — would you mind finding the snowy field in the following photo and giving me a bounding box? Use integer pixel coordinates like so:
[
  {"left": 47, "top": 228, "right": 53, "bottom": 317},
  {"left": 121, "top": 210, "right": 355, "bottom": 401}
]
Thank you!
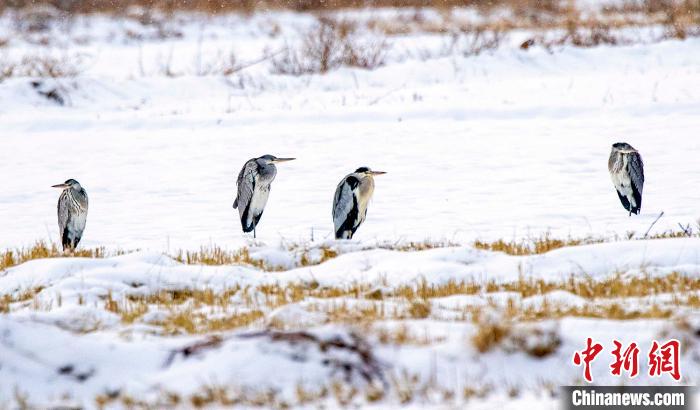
[
  {"left": 2, "top": 239, "right": 700, "bottom": 408},
  {"left": 0, "top": 9, "right": 699, "bottom": 250},
  {"left": 1, "top": 3, "right": 700, "bottom": 408}
]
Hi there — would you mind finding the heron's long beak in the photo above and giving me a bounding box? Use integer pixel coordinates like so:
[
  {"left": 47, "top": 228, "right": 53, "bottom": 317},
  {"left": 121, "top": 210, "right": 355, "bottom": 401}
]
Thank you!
[
  {"left": 369, "top": 170, "right": 387, "bottom": 176},
  {"left": 51, "top": 183, "right": 69, "bottom": 189},
  {"left": 273, "top": 157, "right": 296, "bottom": 163}
]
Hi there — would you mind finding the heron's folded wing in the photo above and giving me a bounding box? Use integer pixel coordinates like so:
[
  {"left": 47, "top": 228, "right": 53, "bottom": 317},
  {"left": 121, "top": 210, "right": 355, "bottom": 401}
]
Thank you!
[
  {"left": 628, "top": 152, "right": 644, "bottom": 193},
  {"left": 236, "top": 160, "right": 258, "bottom": 212},
  {"left": 628, "top": 152, "right": 644, "bottom": 211},
  {"left": 333, "top": 178, "right": 357, "bottom": 229},
  {"left": 57, "top": 192, "right": 71, "bottom": 232}
]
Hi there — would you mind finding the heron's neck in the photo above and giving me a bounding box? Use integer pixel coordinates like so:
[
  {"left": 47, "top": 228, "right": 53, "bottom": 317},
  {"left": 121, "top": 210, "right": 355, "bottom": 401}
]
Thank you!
[{"left": 614, "top": 153, "right": 628, "bottom": 172}]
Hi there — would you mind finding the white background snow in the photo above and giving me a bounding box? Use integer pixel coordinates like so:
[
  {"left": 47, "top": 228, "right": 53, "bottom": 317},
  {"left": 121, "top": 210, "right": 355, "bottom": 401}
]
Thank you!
[{"left": 0, "top": 11, "right": 699, "bottom": 250}]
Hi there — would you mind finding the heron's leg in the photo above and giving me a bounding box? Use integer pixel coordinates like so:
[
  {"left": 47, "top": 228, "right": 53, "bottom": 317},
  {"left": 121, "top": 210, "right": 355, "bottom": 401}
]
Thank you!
[{"left": 253, "top": 219, "right": 257, "bottom": 239}]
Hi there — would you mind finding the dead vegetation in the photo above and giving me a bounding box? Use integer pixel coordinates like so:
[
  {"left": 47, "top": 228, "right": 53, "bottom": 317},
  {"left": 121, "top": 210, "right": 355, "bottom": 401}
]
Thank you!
[
  {"left": 0, "top": 286, "right": 44, "bottom": 314},
  {"left": 372, "top": 323, "right": 444, "bottom": 345},
  {"left": 451, "top": 26, "right": 505, "bottom": 56},
  {"left": 0, "top": 238, "right": 453, "bottom": 274},
  {"left": 3, "top": 225, "right": 698, "bottom": 273},
  {"left": 404, "top": 271, "right": 700, "bottom": 300},
  {"left": 0, "top": 53, "right": 85, "bottom": 82},
  {"left": 0, "top": 0, "right": 697, "bottom": 77},
  {"left": 473, "top": 223, "right": 700, "bottom": 255},
  {"left": 2, "top": 0, "right": 692, "bottom": 26},
  {"left": 172, "top": 246, "right": 277, "bottom": 270},
  {"left": 0, "top": 240, "right": 112, "bottom": 271},
  {"left": 156, "top": 309, "right": 265, "bottom": 334},
  {"left": 471, "top": 314, "right": 511, "bottom": 353},
  {"left": 0, "top": 241, "right": 338, "bottom": 273},
  {"left": 603, "top": 0, "right": 700, "bottom": 38},
  {"left": 0, "top": 0, "right": 570, "bottom": 15},
  {"left": 473, "top": 233, "right": 604, "bottom": 255},
  {"left": 270, "top": 17, "right": 390, "bottom": 75},
  {"left": 659, "top": 0, "right": 700, "bottom": 39},
  {"left": 3, "top": 234, "right": 700, "bottom": 333},
  {"left": 10, "top": 270, "right": 690, "bottom": 332}
]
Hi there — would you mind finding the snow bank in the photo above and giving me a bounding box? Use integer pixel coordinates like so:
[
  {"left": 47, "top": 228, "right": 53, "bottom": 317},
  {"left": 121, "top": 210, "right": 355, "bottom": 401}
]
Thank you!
[
  {"left": 0, "top": 239, "right": 698, "bottom": 407},
  {"left": 3, "top": 238, "right": 699, "bottom": 299}
]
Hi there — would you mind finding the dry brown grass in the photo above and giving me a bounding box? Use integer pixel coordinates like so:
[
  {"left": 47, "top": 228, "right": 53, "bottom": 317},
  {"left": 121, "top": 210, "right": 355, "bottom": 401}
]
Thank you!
[
  {"left": 471, "top": 316, "right": 510, "bottom": 353},
  {"left": 97, "top": 378, "right": 375, "bottom": 409},
  {"left": 407, "top": 299, "right": 431, "bottom": 318},
  {"left": 398, "top": 272, "right": 700, "bottom": 301},
  {"left": 4, "top": 235, "right": 700, "bottom": 332},
  {"left": 378, "top": 239, "right": 460, "bottom": 251},
  {"left": 0, "top": 242, "right": 339, "bottom": 273},
  {"left": 174, "top": 244, "right": 341, "bottom": 270},
  {"left": 373, "top": 323, "right": 443, "bottom": 345},
  {"left": 6, "top": 0, "right": 677, "bottom": 27},
  {"left": 93, "top": 271, "right": 698, "bottom": 328},
  {"left": 300, "top": 246, "right": 339, "bottom": 266},
  {"left": 517, "top": 10, "right": 626, "bottom": 51},
  {"left": 604, "top": 0, "right": 700, "bottom": 37},
  {"left": 0, "top": 286, "right": 44, "bottom": 313},
  {"left": 156, "top": 309, "right": 264, "bottom": 334},
  {"left": 517, "top": 299, "right": 673, "bottom": 320},
  {"left": 172, "top": 246, "right": 278, "bottom": 270},
  {"left": 473, "top": 225, "right": 700, "bottom": 256},
  {"left": 0, "top": 0, "right": 573, "bottom": 15},
  {"left": 4, "top": 270, "right": 696, "bottom": 338},
  {"left": 0, "top": 239, "right": 466, "bottom": 275},
  {"left": 0, "top": 241, "right": 111, "bottom": 271},
  {"left": 0, "top": 53, "right": 85, "bottom": 82},
  {"left": 473, "top": 233, "right": 603, "bottom": 255},
  {"left": 396, "top": 279, "right": 483, "bottom": 300},
  {"left": 469, "top": 297, "right": 671, "bottom": 353},
  {"left": 312, "top": 299, "right": 391, "bottom": 323},
  {"left": 1, "top": 0, "right": 697, "bottom": 46},
  {"left": 128, "top": 287, "right": 242, "bottom": 306}
]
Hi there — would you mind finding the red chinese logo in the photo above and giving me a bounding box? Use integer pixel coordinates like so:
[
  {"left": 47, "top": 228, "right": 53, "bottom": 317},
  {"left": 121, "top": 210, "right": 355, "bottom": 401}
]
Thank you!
[
  {"left": 610, "top": 340, "right": 639, "bottom": 378},
  {"left": 573, "top": 339, "right": 681, "bottom": 383},
  {"left": 573, "top": 337, "right": 603, "bottom": 382},
  {"left": 648, "top": 339, "right": 681, "bottom": 381}
]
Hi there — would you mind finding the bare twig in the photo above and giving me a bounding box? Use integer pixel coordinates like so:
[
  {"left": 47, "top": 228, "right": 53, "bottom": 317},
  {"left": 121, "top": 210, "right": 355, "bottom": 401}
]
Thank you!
[
  {"left": 643, "top": 211, "right": 665, "bottom": 239},
  {"left": 368, "top": 83, "right": 405, "bottom": 105},
  {"left": 163, "top": 335, "right": 224, "bottom": 368},
  {"left": 678, "top": 223, "right": 693, "bottom": 237}
]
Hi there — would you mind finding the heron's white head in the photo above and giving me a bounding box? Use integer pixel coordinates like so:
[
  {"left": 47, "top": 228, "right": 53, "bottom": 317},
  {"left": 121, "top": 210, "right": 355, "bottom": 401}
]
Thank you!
[
  {"left": 355, "top": 167, "right": 387, "bottom": 177},
  {"left": 259, "top": 154, "right": 296, "bottom": 165},
  {"left": 611, "top": 142, "right": 638, "bottom": 154},
  {"left": 52, "top": 179, "right": 81, "bottom": 191}
]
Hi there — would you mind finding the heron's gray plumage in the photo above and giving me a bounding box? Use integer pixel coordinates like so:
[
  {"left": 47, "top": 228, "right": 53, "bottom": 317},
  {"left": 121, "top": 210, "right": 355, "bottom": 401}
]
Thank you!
[
  {"left": 333, "top": 167, "right": 385, "bottom": 240},
  {"left": 233, "top": 154, "right": 294, "bottom": 238},
  {"left": 54, "top": 179, "right": 88, "bottom": 251},
  {"left": 608, "top": 142, "right": 644, "bottom": 216}
]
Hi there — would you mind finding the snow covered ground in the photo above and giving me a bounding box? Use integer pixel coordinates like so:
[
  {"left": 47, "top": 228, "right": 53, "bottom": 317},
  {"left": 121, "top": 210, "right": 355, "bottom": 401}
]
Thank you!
[
  {"left": 0, "top": 9, "right": 699, "bottom": 251},
  {"left": 1, "top": 239, "right": 700, "bottom": 408},
  {"left": 1, "top": 4, "right": 699, "bottom": 408}
]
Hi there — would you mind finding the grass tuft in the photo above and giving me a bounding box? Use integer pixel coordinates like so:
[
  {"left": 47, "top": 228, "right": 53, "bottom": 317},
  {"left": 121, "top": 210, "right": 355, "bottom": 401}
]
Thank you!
[
  {"left": 473, "top": 233, "right": 602, "bottom": 255},
  {"left": 0, "top": 240, "right": 112, "bottom": 271}
]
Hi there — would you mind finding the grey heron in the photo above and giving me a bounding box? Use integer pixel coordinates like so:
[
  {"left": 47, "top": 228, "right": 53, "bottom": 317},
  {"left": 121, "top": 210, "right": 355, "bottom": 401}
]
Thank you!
[
  {"left": 52, "top": 179, "right": 88, "bottom": 251},
  {"left": 233, "top": 154, "right": 295, "bottom": 238},
  {"left": 332, "top": 167, "right": 386, "bottom": 240},
  {"left": 608, "top": 142, "right": 644, "bottom": 216}
]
